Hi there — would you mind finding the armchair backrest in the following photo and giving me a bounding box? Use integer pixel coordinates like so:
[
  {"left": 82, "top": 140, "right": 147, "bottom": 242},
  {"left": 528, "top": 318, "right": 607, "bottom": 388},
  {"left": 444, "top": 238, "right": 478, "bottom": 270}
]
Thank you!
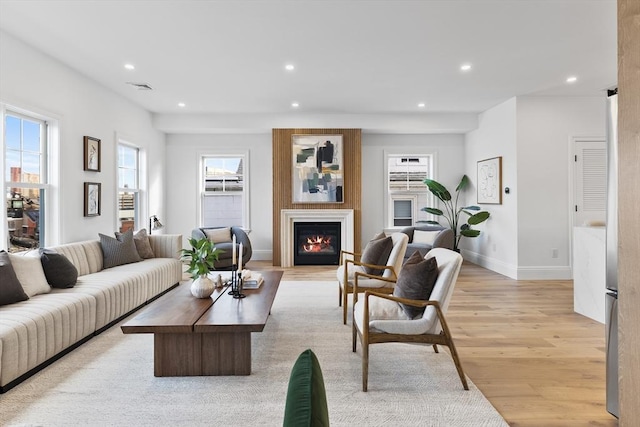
[
  {"left": 380, "top": 233, "right": 409, "bottom": 279},
  {"left": 421, "top": 248, "right": 463, "bottom": 334},
  {"left": 400, "top": 225, "right": 454, "bottom": 250}
]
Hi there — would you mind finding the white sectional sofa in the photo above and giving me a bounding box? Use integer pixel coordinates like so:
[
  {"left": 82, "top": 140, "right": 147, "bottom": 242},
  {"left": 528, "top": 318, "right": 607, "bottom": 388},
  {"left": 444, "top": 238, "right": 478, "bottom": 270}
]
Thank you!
[{"left": 0, "top": 234, "right": 183, "bottom": 393}]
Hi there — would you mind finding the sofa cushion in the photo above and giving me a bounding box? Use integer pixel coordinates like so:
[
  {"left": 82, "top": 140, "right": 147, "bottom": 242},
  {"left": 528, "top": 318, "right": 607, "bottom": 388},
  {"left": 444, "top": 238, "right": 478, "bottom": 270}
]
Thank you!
[
  {"left": 413, "top": 230, "right": 441, "bottom": 245},
  {"left": 0, "top": 251, "right": 29, "bottom": 306},
  {"left": 0, "top": 290, "right": 97, "bottom": 386},
  {"left": 9, "top": 252, "right": 51, "bottom": 297},
  {"left": 393, "top": 251, "right": 439, "bottom": 318},
  {"left": 100, "top": 229, "right": 142, "bottom": 269},
  {"left": 48, "top": 240, "right": 103, "bottom": 276},
  {"left": 204, "top": 227, "right": 232, "bottom": 243},
  {"left": 40, "top": 249, "right": 79, "bottom": 288},
  {"left": 116, "top": 229, "right": 155, "bottom": 259}
]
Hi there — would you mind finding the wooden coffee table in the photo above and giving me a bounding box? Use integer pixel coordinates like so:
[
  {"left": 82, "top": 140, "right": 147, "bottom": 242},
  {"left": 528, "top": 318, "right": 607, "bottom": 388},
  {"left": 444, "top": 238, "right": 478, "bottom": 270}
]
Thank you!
[{"left": 121, "top": 270, "right": 283, "bottom": 376}]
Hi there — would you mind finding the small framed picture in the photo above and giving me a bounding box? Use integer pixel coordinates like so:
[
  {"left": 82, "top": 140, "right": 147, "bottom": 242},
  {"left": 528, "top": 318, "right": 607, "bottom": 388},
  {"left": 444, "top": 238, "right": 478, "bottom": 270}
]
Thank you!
[
  {"left": 84, "top": 182, "right": 101, "bottom": 217},
  {"left": 84, "top": 136, "right": 101, "bottom": 172}
]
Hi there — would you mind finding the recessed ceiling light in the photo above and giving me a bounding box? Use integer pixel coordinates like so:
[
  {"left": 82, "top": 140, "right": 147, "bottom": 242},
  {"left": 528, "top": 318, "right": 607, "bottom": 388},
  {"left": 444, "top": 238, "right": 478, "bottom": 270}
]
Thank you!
[
  {"left": 291, "top": 102, "right": 299, "bottom": 108},
  {"left": 124, "top": 63, "right": 135, "bottom": 70},
  {"left": 285, "top": 64, "right": 295, "bottom": 71},
  {"left": 460, "top": 64, "right": 472, "bottom": 71},
  {"left": 178, "top": 102, "right": 186, "bottom": 108},
  {"left": 566, "top": 76, "right": 578, "bottom": 83},
  {"left": 418, "top": 103, "right": 426, "bottom": 108}
]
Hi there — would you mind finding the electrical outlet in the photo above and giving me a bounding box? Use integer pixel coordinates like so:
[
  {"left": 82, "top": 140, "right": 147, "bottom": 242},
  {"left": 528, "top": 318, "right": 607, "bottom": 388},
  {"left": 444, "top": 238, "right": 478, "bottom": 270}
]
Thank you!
[
  {"left": 551, "top": 248, "right": 559, "bottom": 259},
  {"left": 492, "top": 243, "right": 497, "bottom": 252}
]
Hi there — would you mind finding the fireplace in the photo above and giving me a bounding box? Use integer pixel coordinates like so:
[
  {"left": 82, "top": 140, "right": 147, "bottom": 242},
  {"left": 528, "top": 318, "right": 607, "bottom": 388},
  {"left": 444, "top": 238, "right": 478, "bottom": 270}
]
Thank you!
[{"left": 293, "top": 222, "right": 341, "bottom": 265}]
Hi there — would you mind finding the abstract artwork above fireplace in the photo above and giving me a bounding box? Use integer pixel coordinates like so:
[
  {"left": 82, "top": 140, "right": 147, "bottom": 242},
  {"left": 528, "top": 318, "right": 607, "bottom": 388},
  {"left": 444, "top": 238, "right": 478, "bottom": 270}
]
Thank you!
[{"left": 292, "top": 134, "right": 343, "bottom": 203}]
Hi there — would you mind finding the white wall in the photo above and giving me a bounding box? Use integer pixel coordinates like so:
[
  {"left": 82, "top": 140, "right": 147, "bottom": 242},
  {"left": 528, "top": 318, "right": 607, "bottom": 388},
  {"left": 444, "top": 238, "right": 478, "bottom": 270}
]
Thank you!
[
  {"left": 0, "top": 31, "right": 166, "bottom": 246},
  {"left": 165, "top": 133, "right": 465, "bottom": 257},
  {"left": 464, "top": 95, "right": 606, "bottom": 279},
  {"left": 515, "top": 96, "right": 606, "bottom": 279},
  {"left": 165, "top": 134, "right": 273, "bottom": 259},
  {"left": 361, "top": 134, "right": 465, "bottom": 247},
  {"left": 464, "top": 98, "right": 518, "bottom": 278}
]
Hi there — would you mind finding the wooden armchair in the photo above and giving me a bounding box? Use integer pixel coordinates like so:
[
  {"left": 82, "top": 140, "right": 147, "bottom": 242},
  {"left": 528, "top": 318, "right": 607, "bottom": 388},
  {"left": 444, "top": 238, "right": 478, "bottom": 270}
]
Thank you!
[
  {"left": 336, "top": 232, "right": 408, "bottom": 325},
  {"left": 352, "top": 248, "right": 468, "bottom": 392}
]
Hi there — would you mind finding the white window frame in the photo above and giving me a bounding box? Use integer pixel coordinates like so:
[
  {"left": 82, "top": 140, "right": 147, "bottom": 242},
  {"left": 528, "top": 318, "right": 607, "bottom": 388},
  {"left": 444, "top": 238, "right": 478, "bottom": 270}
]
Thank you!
[
  {"left": 117, "top": 140, "right": 142, "bottom": 231},
  {"left": 2, "top": 105, "right": 60, "bottom": 250},
  {"left": 384, "top": 150, "right": 436, "bottom": 230},
  {"left": 390, "top": 195, "right": 419, "bottom": 227},
  {"left": 197, "top": 150, "right": 250, "bottom": 230}
]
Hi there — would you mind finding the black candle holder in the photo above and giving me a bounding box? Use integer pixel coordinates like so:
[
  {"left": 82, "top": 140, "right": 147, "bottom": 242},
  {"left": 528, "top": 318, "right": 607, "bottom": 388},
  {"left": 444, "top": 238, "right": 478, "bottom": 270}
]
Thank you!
[{"left": 228, "top": 264, "right": 246, "bottom": 299}]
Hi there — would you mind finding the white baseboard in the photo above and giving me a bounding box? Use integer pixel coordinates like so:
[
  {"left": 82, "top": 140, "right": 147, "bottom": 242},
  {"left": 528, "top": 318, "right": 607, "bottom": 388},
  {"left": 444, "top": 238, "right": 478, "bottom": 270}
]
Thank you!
[
  {"left": 516, "top": 266, "right": 573, "bottom": 280},
  {"left": 461, "top": 250, "right": 518, "bottom": 279},
  {"left": 250, "top": 249, "right": 273, "bottom": 261},
  {"left": 461, "top": 250, "right": 572, "bottom": 280}
]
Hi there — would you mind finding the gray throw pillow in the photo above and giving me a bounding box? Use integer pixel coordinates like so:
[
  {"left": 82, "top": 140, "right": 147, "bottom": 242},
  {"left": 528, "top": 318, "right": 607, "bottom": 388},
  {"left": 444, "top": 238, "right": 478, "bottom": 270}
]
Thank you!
[
  {"left": 393, "top": 251, "right": 439, "bottom": 318},
  {"left": 116, "top": 229, "right": 155, "bottom": 259},
  {"left": 0, "top": 251, "right": 29, "bottom": 306},
  {"left": 100, "top": 229, "right": 142, "bottom": 269},
  {"left": 371, "top": 231, "right": 386, "bottom": 241},
  {"left": 40, "top": 248, "right": 79, "bottom": 288},
  {"left": 360, "top": 235, "right": 393, "bottom": 276}
]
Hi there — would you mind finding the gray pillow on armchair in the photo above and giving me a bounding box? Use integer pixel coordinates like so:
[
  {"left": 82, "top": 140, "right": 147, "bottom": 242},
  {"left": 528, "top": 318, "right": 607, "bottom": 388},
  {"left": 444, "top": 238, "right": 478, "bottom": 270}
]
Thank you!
[{"left": 360, "top": 234, "right": 393, "bottom": 276}]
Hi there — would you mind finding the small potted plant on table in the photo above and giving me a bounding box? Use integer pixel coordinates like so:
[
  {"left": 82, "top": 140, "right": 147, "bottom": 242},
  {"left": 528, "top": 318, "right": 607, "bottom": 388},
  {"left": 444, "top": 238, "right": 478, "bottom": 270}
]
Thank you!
[{"left": 180, "top": 237, "right": 223, "bottom": 298}]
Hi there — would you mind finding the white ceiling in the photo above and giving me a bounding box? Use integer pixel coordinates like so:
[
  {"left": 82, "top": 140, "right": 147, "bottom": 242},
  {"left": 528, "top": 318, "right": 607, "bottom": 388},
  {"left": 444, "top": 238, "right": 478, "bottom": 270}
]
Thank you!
[{"left": 0, "top": 0, "right": 617, "bottom": 116}]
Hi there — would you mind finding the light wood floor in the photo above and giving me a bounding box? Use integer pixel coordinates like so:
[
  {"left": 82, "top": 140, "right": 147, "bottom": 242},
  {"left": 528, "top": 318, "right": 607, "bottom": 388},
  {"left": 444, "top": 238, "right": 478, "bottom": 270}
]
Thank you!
[{"left": 248, "top": 260, "right": 618, "bottom": 427}]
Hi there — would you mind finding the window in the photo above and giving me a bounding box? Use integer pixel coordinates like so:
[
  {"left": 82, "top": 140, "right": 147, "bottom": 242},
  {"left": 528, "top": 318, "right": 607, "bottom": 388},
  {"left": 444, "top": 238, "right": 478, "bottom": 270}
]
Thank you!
[
  {"left": 117, "top": 144, "right": 139, "bottom": 232},
  {"left": 4, "top": 111, "right": 48, "bottom": 252},
  {"left": 201, "top": 155, "right": 248, "bottom": 228},
  {"left": 386, "top": 154, "right": 433, "bottom": 228}
]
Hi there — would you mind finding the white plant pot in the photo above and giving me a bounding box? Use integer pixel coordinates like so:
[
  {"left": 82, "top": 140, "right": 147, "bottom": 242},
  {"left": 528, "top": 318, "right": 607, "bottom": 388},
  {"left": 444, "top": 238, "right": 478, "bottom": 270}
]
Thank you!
[{"left": 191, "top": 276, "right": 214, "bottom": 298}]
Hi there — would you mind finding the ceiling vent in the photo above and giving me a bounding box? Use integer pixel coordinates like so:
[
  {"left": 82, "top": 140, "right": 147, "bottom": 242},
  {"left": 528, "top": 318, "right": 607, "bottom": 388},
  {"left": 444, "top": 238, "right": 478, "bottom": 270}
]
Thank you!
[{"left": 126, "top": 82, "right": 153, "bottom": 91}]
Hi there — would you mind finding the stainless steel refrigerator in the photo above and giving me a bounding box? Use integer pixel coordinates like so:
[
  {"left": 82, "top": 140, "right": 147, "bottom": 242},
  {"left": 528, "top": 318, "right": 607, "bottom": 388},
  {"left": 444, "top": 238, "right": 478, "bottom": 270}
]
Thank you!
[{"left": 605, "top": 88, "right": 618, "bottom": 418}]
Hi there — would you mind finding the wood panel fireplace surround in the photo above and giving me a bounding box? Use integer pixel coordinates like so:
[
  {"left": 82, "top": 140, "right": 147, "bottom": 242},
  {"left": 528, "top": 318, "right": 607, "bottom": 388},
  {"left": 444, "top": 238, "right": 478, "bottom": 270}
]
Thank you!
[{"left": 272, "top": 128, "right": 362, "bottom": 266}]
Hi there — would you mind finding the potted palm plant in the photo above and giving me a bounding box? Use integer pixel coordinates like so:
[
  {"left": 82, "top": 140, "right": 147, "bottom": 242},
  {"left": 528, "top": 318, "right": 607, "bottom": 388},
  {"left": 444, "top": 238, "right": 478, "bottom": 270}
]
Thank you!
[
  {"left": 421, "top": 175, "right": 490, "bottom": 252},
  {"left": 180, "top": 237, "right": 223, "bottom": 298}
]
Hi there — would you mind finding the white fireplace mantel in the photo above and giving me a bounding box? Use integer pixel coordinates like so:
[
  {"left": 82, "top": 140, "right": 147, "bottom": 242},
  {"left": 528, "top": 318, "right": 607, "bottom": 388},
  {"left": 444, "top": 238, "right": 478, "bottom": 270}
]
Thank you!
[{"left": 281, "top": 209, "right": 354, "bottom": 268}]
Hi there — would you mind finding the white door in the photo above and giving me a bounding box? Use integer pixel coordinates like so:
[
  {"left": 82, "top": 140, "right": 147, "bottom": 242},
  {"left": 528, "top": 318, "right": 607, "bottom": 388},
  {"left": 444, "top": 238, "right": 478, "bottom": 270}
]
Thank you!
[{"left": 573, "top": 139, "right": 607, "bottom": 227}]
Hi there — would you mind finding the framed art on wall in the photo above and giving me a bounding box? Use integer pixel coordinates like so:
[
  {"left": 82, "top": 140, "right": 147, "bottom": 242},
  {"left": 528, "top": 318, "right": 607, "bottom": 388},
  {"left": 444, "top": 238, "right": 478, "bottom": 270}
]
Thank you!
[
  {"left": 477, "top": 156, "right": 502, "bottom": 204},
  {"left": 84, "top": 136, "right": 101, "bottom": 172},
  {"left": 292, "top": 134, "right": 343, "bottom": 203},
  {"left": 84, "top": 182, "right": 101, "bottom": 217}
]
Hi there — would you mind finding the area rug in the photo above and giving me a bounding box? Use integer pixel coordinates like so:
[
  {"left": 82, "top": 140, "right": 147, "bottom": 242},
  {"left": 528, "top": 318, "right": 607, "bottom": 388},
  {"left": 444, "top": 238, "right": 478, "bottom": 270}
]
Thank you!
[{"left": 0, "top": 281, "right": 507, "bottom": 426}]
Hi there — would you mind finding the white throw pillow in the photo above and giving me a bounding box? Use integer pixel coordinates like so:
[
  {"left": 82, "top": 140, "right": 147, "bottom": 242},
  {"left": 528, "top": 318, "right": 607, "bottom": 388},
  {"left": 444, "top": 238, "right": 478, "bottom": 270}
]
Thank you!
[
  {"left": 413, "top": 230, "right": 441, "bottom": 245},
  {"left": 204, "top": 227, "right": 233, "bottom": 243},
  {"left": 9, "top": 252, "right": 51, "bottom": 297}
]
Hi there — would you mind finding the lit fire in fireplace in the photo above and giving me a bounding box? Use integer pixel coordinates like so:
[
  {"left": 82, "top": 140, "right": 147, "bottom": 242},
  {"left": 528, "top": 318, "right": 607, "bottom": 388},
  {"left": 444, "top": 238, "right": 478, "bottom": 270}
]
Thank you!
[{"left": 302, "top": 235, "right": 333, "bottom": 253}]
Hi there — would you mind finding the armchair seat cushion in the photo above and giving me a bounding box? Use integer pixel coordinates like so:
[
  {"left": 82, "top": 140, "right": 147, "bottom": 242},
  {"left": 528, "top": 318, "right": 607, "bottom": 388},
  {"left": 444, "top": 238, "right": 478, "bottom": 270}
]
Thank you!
[
  {"left": 357, "top": 295, "right": 408, "bottom": 321},
  {"left": 355, "top": 298, "right": 434, "bottom": 336},
  {"left": 336, "top": 264, "right": 396, "bottom": 289}
]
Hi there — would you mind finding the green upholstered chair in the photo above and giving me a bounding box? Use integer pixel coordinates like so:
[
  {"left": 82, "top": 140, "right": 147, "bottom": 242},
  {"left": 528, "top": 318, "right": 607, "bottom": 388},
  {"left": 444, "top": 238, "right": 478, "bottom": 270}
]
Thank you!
[{"left": 283, "top": 349, "right": 329, "bottom": 427}]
